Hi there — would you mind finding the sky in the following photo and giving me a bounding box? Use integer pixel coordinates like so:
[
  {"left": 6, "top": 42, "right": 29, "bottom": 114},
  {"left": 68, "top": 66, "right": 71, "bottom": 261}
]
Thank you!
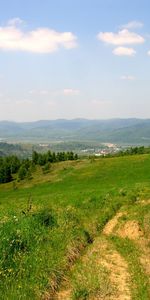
[{"left": 0, "top": 0, "right": 150, "bottom": 121}]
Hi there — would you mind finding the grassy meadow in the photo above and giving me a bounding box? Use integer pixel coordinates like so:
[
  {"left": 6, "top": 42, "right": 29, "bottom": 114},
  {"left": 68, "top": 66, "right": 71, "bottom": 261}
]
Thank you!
[{"left": 0, "top": 154, "right": 150, "bottom": 299}]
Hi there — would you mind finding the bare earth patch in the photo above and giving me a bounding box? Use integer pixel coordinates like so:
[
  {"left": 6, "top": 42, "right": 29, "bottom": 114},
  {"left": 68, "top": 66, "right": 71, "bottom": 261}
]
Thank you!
[
  {"left": 140, "top": 199, "right": 150, "bottom": 205},
  {"left": 113, "top": 211, "right": 150, "bottom": 280},
  {"left": 103, "top": 212, "right": 124, "bottom": 236},
  {"left": 116, "top": 220, "right": 143, "bottom": 240},
  {"left": 55, "top": 289, "right": 72, "bottom": 300},
  {"left": 55, "top": 235, "right": 131, "bottom": 300},
  {"left": 101, "top": 249, "right": 131, "bottom": 300},
  {"left": 140, "top": 246, "right": 150, "bottom": 276},
  {"left": 84, "top": 236, "right": 131, "bottom": 300},
  {"left": 109, "top": 209, "right": 150, "bottom": 275}
]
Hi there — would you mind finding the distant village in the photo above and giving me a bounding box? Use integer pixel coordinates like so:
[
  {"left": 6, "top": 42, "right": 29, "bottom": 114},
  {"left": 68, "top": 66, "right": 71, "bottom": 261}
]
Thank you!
[{"left": 81, "top": 143, "right": 122, "bottom": 156}]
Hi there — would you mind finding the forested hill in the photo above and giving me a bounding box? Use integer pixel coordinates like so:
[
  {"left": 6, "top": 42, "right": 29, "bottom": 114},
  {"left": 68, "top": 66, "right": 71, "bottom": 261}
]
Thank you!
[{"left": 1, "top": 118, "right": 150, "bottom": 144}]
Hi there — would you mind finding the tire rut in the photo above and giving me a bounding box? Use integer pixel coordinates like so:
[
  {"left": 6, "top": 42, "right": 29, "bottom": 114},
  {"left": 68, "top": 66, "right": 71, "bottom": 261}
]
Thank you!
[{"left": 54, "top": 212, "right": 131, "bottom": 300}]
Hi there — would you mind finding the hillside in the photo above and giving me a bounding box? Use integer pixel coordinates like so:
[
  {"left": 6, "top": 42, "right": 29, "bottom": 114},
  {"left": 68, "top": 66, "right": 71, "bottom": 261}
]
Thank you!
[
  {"left": 1, "top": 118, "right": 150, "bottom": 144},
  {"left": 0, "top": 154, "right": 150, "bottom": 299}
]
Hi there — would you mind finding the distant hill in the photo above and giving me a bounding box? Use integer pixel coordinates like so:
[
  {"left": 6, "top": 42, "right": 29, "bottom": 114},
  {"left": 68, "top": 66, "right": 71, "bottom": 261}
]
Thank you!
[{"left": 0, "top": 118, "right": 150, "bottom": 145}]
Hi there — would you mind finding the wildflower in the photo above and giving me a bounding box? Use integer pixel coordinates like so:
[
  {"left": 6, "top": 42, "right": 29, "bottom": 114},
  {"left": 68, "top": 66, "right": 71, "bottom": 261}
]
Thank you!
[{"left": 7, "top": 269, "right": 13, "bottom": 274}]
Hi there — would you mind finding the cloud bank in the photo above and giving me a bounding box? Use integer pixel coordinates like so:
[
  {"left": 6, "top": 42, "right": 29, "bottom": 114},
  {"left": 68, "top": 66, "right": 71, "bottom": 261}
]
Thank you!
[
  {"left": 0, "top": 19, "right": 77, "bottom": 53},
  {"left": 97, "top": 29, "right": 144, "bottom": 46},
  {"left": 113, "top": 47, "right": 136, "bottom": 56}
]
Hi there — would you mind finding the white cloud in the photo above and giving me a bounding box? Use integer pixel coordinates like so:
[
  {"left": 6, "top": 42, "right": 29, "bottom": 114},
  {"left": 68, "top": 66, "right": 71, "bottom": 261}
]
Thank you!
[
  {"left": 97, "top": 29, "right": 144, "bottom": 45},
  {"left": 121, "top": 75, "right": 136, "bottom": 80},
  {"left": 121, "top": 21, "right": 143, "bottom": 30},
  {"left": 0, "top": 19, "right": 78, "bottom": 53},
  {"left": 147, "top": 50, "right": 150, "bottom": 56},
  {"left": 63, "top": 89, "right": 80, "bottom": 96},
  {"left": 113, "top": 47, "right": 136, "bottom": 56}
]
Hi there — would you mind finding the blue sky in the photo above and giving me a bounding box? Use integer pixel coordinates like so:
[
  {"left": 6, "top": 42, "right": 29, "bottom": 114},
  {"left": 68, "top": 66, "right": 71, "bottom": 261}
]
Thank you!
[{"left": 0, "top": 0, "right": 150, "bottom": 121}]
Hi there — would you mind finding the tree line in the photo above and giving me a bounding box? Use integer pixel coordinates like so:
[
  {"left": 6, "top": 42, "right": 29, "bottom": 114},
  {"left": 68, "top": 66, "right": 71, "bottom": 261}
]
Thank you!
[
  {"left": 0, "top": 150, "right": 78, "bottom": 184},
  {"left": 103, "top": 146, "right": 150, "bottom": 158},
  {"left": 117, "top": 146, "right": 149, "bottom": 156}
]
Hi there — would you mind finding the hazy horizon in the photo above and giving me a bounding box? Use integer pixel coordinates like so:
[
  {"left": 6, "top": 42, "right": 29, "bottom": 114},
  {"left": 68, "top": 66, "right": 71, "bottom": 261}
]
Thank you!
[
  {"left": 1, "top": 117, "right": 150, "bottom": 124},
  {"left": 0, "top": 0, "right": 150, "bottom": 121}
]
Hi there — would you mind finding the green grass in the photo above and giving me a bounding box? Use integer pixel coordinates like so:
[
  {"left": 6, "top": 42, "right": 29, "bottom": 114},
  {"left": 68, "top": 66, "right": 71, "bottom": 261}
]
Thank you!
[{"left": 0, "top": 154, "right": 150, "bottom": 298}]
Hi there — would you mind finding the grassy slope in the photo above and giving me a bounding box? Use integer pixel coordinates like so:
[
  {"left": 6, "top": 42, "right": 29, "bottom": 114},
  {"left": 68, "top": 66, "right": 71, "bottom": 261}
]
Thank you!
[{"left": 0, "top": 155, "right": 150, "bottom": 299}]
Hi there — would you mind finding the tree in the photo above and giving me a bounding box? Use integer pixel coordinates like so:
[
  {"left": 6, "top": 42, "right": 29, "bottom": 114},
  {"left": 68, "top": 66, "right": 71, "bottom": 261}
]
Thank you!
[
  {"left": 5, "top": 155, "right": 20, "bottom": 174},
  {"left": 18, "top": 165, "right": 27, "bottom": 181},
  {"left": 37, "top": 154, "right": 46, "bottom": 166},
  {"left": 67, "top": 151, "right": 74, "bottom": 160},
  {"left": 46, "top": 151, "right": 53, "bottom": 163},
  {"left": 32, "top": 151, "right": 39, "bottom": 164},
  {"left": 74, "top": 154, "right": 78, "bottom": 160},
  {"left": 0, "top": 161, "right": 12, "bottom": 183}
]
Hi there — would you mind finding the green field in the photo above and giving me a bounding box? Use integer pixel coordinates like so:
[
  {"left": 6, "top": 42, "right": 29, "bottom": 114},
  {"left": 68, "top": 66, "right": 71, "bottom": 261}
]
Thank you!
[{"left": 0, "top": 154, "right": 150, "bottom": 299}]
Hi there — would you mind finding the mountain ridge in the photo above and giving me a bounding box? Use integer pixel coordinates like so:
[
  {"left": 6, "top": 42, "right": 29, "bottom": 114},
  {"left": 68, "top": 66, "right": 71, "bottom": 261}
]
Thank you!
[{"left": 1, "top": 118, "right": 150, "bottom": 144}]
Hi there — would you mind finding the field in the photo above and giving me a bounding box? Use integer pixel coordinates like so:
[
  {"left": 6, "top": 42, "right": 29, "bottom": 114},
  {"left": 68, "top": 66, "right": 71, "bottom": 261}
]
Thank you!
[{"left": 0, "top": 154, "right": 150, "bottom": 299}]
